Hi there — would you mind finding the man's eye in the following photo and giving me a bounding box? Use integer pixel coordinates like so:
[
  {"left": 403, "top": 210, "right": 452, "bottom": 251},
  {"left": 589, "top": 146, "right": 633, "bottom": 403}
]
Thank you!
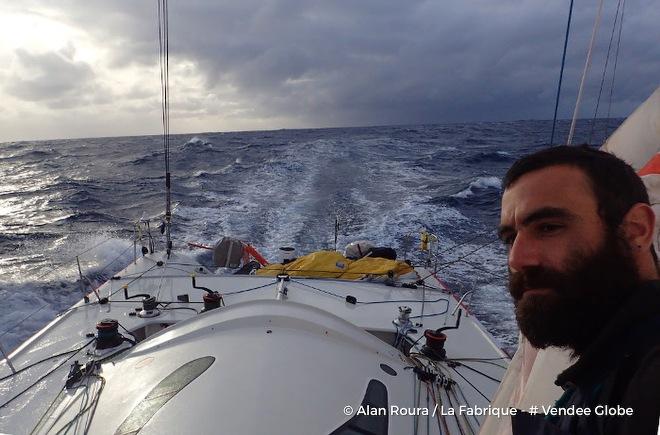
[{"left": 539, "top": 224, "right": 563, "bottom": 233}]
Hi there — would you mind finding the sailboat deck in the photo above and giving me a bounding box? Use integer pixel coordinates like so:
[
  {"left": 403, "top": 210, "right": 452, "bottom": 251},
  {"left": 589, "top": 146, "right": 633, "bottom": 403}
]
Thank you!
[{"left": 1, "top": 252, "right": 508, "bottom": 435}]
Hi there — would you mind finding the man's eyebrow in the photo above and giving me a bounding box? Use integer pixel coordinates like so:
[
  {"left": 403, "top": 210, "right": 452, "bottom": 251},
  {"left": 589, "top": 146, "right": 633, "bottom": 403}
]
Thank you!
[
  {"left": 498, "top": 207, "right": 575, "bottom": 241},
  {"left": 521, "top": 207, "right": 575, "bottom": 227}
]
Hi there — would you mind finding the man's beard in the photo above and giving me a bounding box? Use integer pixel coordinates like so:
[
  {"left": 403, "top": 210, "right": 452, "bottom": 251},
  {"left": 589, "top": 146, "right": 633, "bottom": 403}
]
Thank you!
[{"left": 508, "top": 230, "right": 640, "bottom": 356}]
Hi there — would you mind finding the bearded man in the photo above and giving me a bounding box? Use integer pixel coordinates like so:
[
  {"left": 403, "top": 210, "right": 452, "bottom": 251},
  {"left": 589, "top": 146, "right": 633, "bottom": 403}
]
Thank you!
[{"left": 498, "top": 146, "right": 660, "bottom": 434}]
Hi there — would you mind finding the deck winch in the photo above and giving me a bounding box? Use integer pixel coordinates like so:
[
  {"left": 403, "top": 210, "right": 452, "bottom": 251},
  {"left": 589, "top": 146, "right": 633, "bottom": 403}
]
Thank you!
[
  {"left": 202, "top": 292, "right": 222, "bottom": 312},
  {"left": 421, "top": 309, "right": 462, "bottom": 360},
  {"left": 191, "top": 274, "right": 224, "bottom": 312},
  {"left": 138, "top": 296, "right": 161, "bottom": 318},
  {"left": 95, "top": 319, "right": 123, "bottom": 350}
]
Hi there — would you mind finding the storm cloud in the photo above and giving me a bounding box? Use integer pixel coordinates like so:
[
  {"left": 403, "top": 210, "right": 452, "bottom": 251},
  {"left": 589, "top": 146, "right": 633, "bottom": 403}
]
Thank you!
[
  {"left": 7, "top": 45, "right": 98, "bottom": 107},
  {"left": 0, "top": 0, "right": 658, "bottom": 141}
]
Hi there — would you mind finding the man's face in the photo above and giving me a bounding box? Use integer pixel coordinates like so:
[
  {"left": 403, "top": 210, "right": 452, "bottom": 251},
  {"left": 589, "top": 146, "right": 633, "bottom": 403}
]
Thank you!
[{"left": 499, "top": 165, "right": 639, "bottom": 354}]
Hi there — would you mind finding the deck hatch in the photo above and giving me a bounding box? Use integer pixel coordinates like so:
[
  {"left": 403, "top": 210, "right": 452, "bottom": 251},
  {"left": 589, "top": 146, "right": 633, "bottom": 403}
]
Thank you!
[
  {"left": 330, "top": 379, "right": 388, "bottom": 435},
  {"left": 115, "top": 356, "right": 215, "bottom": 435}
]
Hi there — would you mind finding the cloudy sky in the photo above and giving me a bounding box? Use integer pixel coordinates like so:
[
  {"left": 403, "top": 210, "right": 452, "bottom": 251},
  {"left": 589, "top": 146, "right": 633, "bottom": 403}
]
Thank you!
[{"left": 0, "top": 0, "right": 658, "bottom": 142}]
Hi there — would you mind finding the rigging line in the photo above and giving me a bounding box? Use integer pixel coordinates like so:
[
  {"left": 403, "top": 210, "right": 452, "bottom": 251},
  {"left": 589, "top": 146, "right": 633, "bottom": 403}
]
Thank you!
[
  {"left": 427, "top": 232, "right": 493, "bottom": 262},
  {"left": 567, "top": 0, "right": 605, "bottom": 145},
  {"left": 359, "top": 296, "right": 449, "bottom": 305},
  {"left": 606, "top": 0, "right": 626, "bottom": 135},
  {"left": 451, "top": 361, "right": 502, "bottom": 383},
  {"left": 289, "top": 279, "right": 345, "bottom": 299},
  {"left": 30, "top": 387, "right": 66, "bottom": 434},
  {"left": 92, "top": 243, "right": 135, "bottom": 278},
  {"left": 70, "top": 237, "right": 117, "bottom": 260},
  {"left": 449, "top": 366, "right": 490, "bottom": 402},
  {"left": 447, "top": 386, "right": 474, "bottom": 435},
  {"left": 416, "top": 238, "right": 499, "bottom": 284},
  {"left": 451, "top": 380, "right": 481, "bottom": 432},
  {"left": 0, "top": 338, "right": 96, "bottom": 409},
  {"left": 290, "top": 278, "right": 451, "bottom": 306},
  {"left": 83, "top": 376, "right": 105, "bottom": 434},
  {"left": 442, "top": 383, "right": 466, "bottom": 435},
  {"left": 106, "top": 264, "right": 160, "bottom": 298},
  {"left": 425, "top": 378, "right": 430, "bottom": 435},
  {"left": 550, "top": 0, "right": 574, "bottom": 146},
  {"left": 430, "top": 382, "right": 450, "bottom": 435},
  {"left": 448, "top": 359, "right": 508, "bottom": 370},
  {"left": 432, "top": 239, "right": 499, "bottom": 272},
  {"left": 253, "top": 267, "right": 396, "bottom": 276},
  {"left": 55, "top": 375, "right": 106, "bottom": 435},
  {"left": 588, "top": 0, "right": 623, "bottom": 144},
  {"left": 456, "top": 259, "right": 507, "bottom": 280},
  {"left": 0, "top": 304, "right": 50, "bottom": 339},
  {"left": 222, "top": 282, "right": 277, "bottom": 295},
  {"left": 157, "top": 0, "right": 172, "bottom": 255},
  {"left": 0, "top": 341, "right": 94, "bottom": 382},
  {"left": 35, "top": 236, "right": 118, "bottom": 282},
  {"left": 155, "top": 259, "right": 169, "bottom": 300},
  {"left": 449, "top": 357, "right": 508, "bottom": 361}
]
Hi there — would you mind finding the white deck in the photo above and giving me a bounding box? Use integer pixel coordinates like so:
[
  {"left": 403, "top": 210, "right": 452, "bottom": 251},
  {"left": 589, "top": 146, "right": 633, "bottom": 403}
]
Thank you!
[{"left": 0, "top": 251, "right": 508, "bottom": 435}]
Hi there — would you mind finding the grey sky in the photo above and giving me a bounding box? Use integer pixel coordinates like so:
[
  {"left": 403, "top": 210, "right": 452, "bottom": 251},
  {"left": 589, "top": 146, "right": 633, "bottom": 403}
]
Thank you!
[{"left": 0, "top": 0, "right": 658, "bottom": 142}]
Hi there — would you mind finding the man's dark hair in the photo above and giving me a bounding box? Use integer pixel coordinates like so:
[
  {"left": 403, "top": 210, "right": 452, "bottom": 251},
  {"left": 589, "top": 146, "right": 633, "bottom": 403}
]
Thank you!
[{"left": 503, "top": 145, "right": 657, "bottom": 261}]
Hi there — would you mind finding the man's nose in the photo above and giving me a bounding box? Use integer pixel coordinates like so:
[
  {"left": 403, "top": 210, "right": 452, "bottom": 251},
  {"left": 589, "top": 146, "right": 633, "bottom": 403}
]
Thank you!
[{"left": 508, "top": 232, "right": 541, "bottom": 273}]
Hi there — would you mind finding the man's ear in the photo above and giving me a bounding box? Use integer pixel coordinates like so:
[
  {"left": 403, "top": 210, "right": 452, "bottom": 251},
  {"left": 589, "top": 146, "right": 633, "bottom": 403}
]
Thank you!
[{"left": 620, "top": 203, "right": 656, "bottom": 249}]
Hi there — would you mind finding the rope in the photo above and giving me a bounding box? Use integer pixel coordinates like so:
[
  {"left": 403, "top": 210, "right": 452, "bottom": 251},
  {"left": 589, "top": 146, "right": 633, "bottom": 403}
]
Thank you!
[
  {"left": 588, "top": 0, "right": 623, "bottom": 143},
  {"left": 0, "top": 304, "right": 50, "bottom": 339},
  {"left": 550, "top": 0, "right": 574, "bottom": 146},
  {"left": 451, "top": 361, "right": 502, "bottom": 383},
  {"left": 0, "top": 338, "right": 96, "bottom": 409},
  {"left": 418, "top": 238, "right": 499, "bottom": 282},
  {"left": 606, "top": 0, "right": 626, "bottom": 135},
  {"left": 567, "top": 0, "right": 605, "bottom": 145},
  {"left": 289, "top": 279, "right": 345, "bottom": 299},
  {"left": 449, "top": 365, "right": 491, "bottom": 403}
]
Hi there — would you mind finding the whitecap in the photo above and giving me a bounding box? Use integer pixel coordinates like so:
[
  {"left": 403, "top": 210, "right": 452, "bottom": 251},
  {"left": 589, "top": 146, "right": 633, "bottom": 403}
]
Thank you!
[{"left": 452, "top": 176, "right": 502, "bottom": 198}]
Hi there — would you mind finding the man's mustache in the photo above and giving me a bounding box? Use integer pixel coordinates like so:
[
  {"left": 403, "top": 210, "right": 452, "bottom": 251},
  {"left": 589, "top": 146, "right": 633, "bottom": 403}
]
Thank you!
[{"left": 509, "top": 266, "right": 569, "bottom": 300}]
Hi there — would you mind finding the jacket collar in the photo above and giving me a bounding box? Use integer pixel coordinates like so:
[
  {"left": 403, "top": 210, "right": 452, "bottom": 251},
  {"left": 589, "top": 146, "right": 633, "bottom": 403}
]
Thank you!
[{"left": 555, "top": 280, "right": 660, "bottom": 387}]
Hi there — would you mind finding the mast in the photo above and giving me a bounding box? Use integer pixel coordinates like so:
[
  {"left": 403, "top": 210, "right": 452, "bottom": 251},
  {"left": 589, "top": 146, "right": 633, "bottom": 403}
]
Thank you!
[{"left": 157, "top": 0, "right": 172, "bottom": 256}]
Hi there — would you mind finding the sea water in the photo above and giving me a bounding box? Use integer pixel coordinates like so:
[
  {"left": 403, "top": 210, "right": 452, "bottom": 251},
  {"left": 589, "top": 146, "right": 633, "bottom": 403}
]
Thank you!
[{"left": 0, "top": 119, "right": 620, "bottom": 353}]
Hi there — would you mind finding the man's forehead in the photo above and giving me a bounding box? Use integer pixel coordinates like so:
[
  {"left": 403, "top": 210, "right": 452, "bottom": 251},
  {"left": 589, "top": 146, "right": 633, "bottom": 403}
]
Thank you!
[{"left": 500, "top": 165, "right": 597, "bottom": 223}]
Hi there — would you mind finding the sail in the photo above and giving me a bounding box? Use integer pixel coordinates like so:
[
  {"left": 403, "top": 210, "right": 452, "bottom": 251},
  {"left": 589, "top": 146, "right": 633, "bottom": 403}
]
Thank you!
[
  {"left": 601, "top": 85, "right": 660, "bottom": 254},
  {"left": 479, "top": 86, "right": 660, "bottom": 435},
  {"left": 601, "top": 86, "right": 660, "bottom": 170}
]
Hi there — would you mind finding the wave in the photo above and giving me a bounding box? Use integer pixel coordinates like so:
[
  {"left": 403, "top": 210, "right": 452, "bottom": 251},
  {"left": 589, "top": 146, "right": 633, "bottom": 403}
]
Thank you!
[
  {"left": 452, "top": 176, "right": 501, "bottom": 198},
  {"left": 181, "top": 136, "right": 221, "bottom": 153},
  {"left": 0, "top": 148, "right": 61, "bottom": 162},
  {"left": 130, "top": 151, "right": 163, "bottom": 165},
  {"left": 465, "top": 151, "right": 514, "bottom": 164},
  {"left": 57, "top": 211, "right": 124, "bottom": 225}
]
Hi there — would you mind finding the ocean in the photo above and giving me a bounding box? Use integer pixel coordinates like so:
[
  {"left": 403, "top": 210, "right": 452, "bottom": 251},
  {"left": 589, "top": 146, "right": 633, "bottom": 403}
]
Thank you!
[{"left": 0, "top": 119, "right": 620, "bottom": 354}]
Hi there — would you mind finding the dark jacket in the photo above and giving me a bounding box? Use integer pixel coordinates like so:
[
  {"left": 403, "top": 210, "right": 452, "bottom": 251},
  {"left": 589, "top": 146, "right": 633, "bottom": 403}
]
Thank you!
[{"left": 511, "top": 280, "right": 660, "bottom": 435}]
